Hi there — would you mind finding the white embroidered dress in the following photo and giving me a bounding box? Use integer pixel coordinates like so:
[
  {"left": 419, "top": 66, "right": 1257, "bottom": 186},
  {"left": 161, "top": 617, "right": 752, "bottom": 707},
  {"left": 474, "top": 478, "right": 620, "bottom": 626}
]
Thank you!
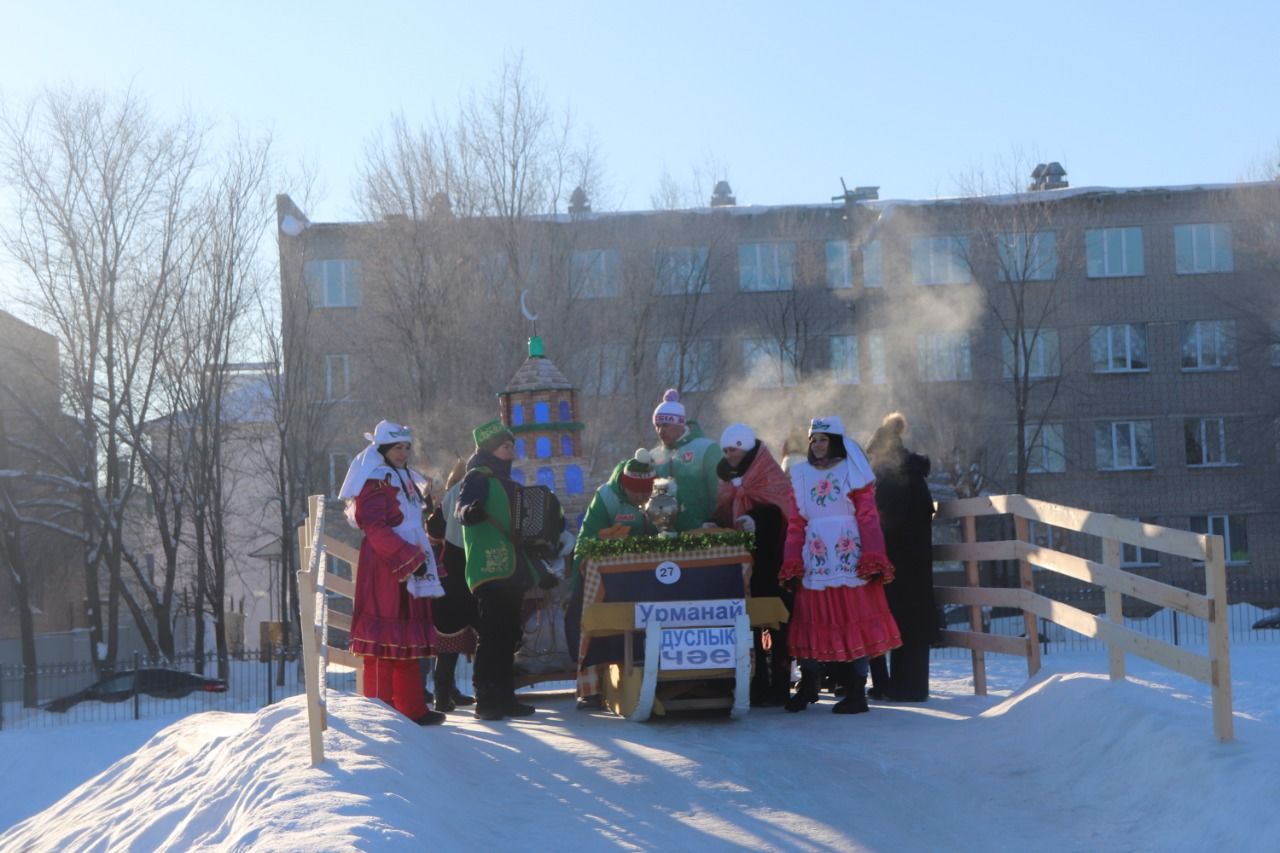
[{"left": 789, "top": 452, "right": 875, "bottom": 592}]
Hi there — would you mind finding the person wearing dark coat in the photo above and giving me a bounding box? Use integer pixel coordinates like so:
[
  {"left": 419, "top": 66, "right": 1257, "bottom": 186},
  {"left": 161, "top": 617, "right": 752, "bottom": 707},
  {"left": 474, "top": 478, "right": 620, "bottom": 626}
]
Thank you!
[
  {"left": 866, "top": 412, "right": 940, "bottom": 702},
  {"left": 713, "top": 423, "right": 796, "bottom": 706},
  {"left": 424, "top": 459, "right": 478, "bottom": 713}
]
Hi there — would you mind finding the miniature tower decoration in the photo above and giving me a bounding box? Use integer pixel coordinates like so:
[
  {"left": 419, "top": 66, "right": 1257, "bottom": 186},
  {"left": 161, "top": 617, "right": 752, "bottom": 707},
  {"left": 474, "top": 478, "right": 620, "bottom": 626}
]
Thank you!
[{"left": 498, "top": 335, "right": 592, "bottom": 527}]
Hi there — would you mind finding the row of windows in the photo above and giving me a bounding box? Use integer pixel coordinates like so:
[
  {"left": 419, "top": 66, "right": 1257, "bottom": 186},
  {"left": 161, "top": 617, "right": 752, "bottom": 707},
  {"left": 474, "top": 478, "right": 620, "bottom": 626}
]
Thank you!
[
  {"left": 1014, "top": 417, "right": 1243, "bottom": 474},
  {"left": 302, "top": 222, "right": 1239, "bottom": 308},
  {"left": 325, "top": 453, "right": 587, "bottom": 497},
  {"left": 322, "top": 316, "right": 1272, "bottom": 403}
]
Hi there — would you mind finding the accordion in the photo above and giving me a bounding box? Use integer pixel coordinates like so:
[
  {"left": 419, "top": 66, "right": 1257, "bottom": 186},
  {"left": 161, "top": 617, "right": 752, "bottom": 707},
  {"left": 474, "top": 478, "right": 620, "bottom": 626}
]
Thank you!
[{"left": 511, "top": 484, "right": 564, "bottom": 560}]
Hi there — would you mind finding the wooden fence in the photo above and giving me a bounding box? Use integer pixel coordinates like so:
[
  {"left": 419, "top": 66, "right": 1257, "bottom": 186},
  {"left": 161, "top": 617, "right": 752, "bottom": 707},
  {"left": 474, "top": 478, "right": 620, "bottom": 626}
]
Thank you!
[{"left": 934, "top": 494, "right": 1233, "bottom": 741}]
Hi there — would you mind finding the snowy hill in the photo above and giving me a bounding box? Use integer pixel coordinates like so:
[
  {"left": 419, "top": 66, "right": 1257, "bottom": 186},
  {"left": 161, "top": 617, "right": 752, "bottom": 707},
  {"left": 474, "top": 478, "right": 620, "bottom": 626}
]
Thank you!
[{"left": 3, "top": 649, "right": 1279, "bottom": 852}]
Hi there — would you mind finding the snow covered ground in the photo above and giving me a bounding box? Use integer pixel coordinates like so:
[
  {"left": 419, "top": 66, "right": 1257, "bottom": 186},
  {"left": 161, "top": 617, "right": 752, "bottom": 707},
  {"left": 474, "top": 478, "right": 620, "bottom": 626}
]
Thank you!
[{"left": 2, "top": 644, "right": 1278, "bottom": 852}]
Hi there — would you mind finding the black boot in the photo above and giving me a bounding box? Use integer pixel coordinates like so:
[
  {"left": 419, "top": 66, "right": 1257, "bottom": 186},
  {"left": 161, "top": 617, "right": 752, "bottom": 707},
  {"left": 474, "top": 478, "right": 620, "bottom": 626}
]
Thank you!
[
  {"left": 833, "top": 661, "right": 869, "bottom": 714},
  {"left": 434, "top": 654, "right": 475, "bottom": 712},
  {"left": 505, "top": 690, "right": 536, "bottom": 717},
  {"left": 414, "top": 709, "right": 447, "bottom": 725},
  {"left": 785, "top": 660, "right": 820, "bottom": 712},
  {"left": 749, "top": 643, "right": 772, "bottom": 707},
  {"left": 473, "top": 680, "right": 505, "bottom": 721}
]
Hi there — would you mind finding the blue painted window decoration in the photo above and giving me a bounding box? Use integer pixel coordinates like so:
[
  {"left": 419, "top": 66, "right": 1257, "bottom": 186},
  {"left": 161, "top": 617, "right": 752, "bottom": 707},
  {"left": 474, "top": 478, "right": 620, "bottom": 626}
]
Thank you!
[
  {"left": 536, "top": 436, "right": 552, "bottom": 458},
  {"left": 511, "top": 404, "right": 524, "bottom": 426},
  {"left": 560, "top": 435, "right": 573, "bottom": 456},
  {"left": 536, "top": 467, "right": 556, "bottom": 489},
  {"left": 534, "top": 401, "right": 550, "bottom": 423},
  {"left": 511, "top": 468, "right": 526, "bottom": 485},
  {"left": 564, "top": 464, "right": 584, "bottom": 495},
  {"left": 558, "top": 400, "right": 572, "bottom": 422},
  {"left": 514, "top": 438, "right": 527, "bottom": 459}
]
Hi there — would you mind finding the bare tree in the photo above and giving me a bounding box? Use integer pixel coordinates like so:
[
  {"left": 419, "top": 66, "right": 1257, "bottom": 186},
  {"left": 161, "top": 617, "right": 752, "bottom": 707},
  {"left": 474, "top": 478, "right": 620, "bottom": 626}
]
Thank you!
[{"left": 0, "top": 88, "right": 205, "bottom": 672}]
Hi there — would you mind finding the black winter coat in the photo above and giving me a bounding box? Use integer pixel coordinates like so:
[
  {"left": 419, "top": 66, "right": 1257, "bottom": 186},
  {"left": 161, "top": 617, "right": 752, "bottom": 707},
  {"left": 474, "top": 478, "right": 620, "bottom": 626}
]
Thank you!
[{"left": 873, "top": 448, "right": 941, "bottom": 646}]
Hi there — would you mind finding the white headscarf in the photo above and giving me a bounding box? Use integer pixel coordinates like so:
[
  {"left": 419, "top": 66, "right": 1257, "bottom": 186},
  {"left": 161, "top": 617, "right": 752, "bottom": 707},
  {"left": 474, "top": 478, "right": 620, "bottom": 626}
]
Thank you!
[{"left": 338, "top": 420, "right": 414, "bottom": 501}]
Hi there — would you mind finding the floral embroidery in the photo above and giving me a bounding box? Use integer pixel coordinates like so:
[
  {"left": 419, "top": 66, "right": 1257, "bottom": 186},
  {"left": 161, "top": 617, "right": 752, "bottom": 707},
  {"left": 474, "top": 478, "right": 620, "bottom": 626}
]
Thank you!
[
  {"left": 808, "top": 535, "right": 828, "bottom": 568},
  {"left": 835, "top": 534, "right": 857, "bottom": 567},
  {"left": 811, "top": 477, "right": 838, "bottom": 506}
]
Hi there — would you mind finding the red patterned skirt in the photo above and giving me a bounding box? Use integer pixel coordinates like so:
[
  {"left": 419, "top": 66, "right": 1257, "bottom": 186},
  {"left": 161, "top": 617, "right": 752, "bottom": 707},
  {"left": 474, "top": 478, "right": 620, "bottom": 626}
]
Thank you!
[{"left": 788, "top": 581, "right": 902, "bottom": 661}]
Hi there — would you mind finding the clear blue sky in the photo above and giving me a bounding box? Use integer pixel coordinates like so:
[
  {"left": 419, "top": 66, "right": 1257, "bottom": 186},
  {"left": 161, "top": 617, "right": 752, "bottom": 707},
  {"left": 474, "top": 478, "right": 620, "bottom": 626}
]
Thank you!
[{"left": 2, "top": 0, "right": 1278, "bottom": 224}]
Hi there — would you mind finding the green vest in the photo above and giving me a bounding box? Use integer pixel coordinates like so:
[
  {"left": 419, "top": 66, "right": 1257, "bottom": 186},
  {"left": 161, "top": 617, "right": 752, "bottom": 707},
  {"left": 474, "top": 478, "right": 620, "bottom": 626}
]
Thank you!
[
  {"left": 461, "top": 469, "right": 521, "bottom": 591},
  {"left": 650, "top": 426, "right": 723, "bottom": 532}
]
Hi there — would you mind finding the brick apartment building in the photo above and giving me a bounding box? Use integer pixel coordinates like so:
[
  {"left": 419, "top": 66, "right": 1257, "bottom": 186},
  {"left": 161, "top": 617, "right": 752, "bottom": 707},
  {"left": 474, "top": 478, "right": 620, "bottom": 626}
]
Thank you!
[{"left": 276, "top": 171, "right": 1280, "bottom": 592}]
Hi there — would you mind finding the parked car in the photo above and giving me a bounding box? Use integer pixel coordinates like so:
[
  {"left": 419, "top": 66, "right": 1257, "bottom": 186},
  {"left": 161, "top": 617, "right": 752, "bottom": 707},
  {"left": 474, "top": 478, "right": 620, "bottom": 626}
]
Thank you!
[
  {"left": 43, "top": 668, "right": 228, "bottom": 712},
  {"left": 1252, "top": 612, "right": 1280, "bottom": 630}
]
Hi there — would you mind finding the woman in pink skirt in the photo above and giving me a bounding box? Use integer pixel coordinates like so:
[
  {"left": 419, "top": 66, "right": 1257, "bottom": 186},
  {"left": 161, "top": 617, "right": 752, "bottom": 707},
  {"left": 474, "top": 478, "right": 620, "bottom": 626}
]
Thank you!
[{"left": 781, "top": 416, "right": 901, "bottom": 714}]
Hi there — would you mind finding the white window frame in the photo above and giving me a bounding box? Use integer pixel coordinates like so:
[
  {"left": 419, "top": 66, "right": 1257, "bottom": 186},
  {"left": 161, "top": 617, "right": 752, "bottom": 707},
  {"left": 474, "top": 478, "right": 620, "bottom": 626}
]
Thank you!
[
  {"left": 328, "top": 452, "right": 352, "bottom": 498},
  {"left": 867, "top": 334, "right": 887, "bottom": 384},
  {"left": 738, "top": 242, "right": 795, "bottom": 292},
  {"left": 657, "top": 339, "right": 717, "bottom": 392},
  {"left": 829, "top": 335, "right": 860, "bottom": 385},
  {"left": 1090, "top": 324, "right": 1149, "bottom": 373},
  {"left": 1174, "top": 223, "right": 1233, "bottom": 274},
  {"left": 1095, "top": 420, "right": 1154, "bottom": 471},
  {"left": 742, "top": 338, "right": 797, "bottom": 388},
  {"left": 997, "top": 231, "right": 1057, "bottom": 281},
  {"left": 570, "top": 248, "right": 621, "bottom": 298},
  {"left": 1011, "top": 423, "right": 1066, "bottom": 474},
  {"left": 1117, "top": 517, "right": 1160, "bottom": 567},
  {"left": 825, "top": 240, "right": 852, "bottom": 289},
  {"left": 654, "top": 245, "right": 709, "bottom": 295},
  {"left": 917, "top": 332, "right": 972, "bottom": 381},
  {"left": 1181, "top": 320, "right": 1237, "bottom": 371},
  {"left": 1002, "top": 329, "right": 1060, "bottom": 379},
  {"left": 1189, "top": 514, "right": 1248, "bottom": 565},
  {"left": 862, "top": 240, "right": 882, "bottom": 288},
  {"left": 1184, "top": 417, "right": 1238, "bottom": 467},
  {"left": 911, "top": 235, "right": 970, "bottom": 285},
  {"left": 323, "top": 354, "right": 350, "bottom": 401},
  {"left": 1086, "top": 227, "right": 1144, "bottom": 278},
  {"left": 305, "top": 259, "right": 362, "bottom": 308}
]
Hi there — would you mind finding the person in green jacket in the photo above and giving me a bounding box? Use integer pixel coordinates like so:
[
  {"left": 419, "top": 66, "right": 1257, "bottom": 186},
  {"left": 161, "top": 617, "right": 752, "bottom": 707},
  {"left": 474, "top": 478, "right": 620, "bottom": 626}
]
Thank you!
[
  {"left": 456, "top": 418, "right": 540, "bottom": 722},
  {"left": 649, "top": 389, "right": 723, "bottom": 532},
  {"left": 570, "top": 449, "right": 657, "bottom": 709}
]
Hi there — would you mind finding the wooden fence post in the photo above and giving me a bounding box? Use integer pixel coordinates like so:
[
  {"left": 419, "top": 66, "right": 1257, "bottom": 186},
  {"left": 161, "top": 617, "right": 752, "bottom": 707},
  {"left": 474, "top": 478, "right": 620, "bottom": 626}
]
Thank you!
[
  {"left": 1101, "top": 538, "right": 1125, "bottom": 682},
  {"left": 297, "top": 495, "right": 326, "bottom": 765},
  {"left": 1203, "top": 534, "right": 1234, "bottom": 742},
  {"left": 1013, "top": 515, "right": 1041, "bottom": 679},
  {"left": 963, "top": 515, "right": 987, "bottom": 696}
]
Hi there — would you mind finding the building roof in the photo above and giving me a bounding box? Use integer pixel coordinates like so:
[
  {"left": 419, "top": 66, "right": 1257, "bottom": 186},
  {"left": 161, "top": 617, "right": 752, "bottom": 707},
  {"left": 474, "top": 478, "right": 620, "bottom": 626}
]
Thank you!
[{"left": 501, "top": 336, "right": 574, "bottom": 395}]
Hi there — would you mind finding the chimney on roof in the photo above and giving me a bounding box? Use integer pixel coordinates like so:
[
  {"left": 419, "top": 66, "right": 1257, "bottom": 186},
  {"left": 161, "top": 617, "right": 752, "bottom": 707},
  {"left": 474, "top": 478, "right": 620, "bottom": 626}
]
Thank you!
[
  {"left": 710, "top": 180, "right": 736, "bottom": 207},
  {"left": 568, "top": 186, "right": 591, "bottom": 216},
  {"left": 1029, "top": 162, "right": 1069, "bottom": 191}
]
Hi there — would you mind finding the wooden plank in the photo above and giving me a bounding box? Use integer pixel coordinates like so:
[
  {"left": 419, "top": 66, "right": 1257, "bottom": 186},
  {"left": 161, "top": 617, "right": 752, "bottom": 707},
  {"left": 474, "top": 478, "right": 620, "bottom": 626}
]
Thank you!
[
  {"left": 1020, "top": 546, "right": 1210, "bottom": 619},
  {"left": 1102, "top": 538, "right": 1125, "bottom": 681},
  {"left": 934, "top": 586, "right": 1028, "bottom": 609},
  {"left": 513, "top": 670, "right": 577, "bottom": 688},
  {"left": 935, "top": 495, "right": 1207, "bottom": 560},
  {"left": 933, "top": 540, "right": 1026, "bottom": 562},
  {"left": 322, "top": 536, "right": 361, "bottom": 569},
  {"left": 1203, "top": 535, "right": 1234, "bottom": 742},
  {"left": 938, "top": 629, "right": 1028, "bottom": 657},
  {"left": 327, "top": 611, "right": 352, "bottom": 632},
  {"left": 297, "top": 506, "right": 324, "bottom": 766},
  {"left": 326, "top": 647, "right": 362, "bottom": 670},
  {"left": 325, "top": 574, "right": 355, "bottom": 602},
  {"left": 1021, "top": 592, "right": 1211, "bottom": 683},
  {"left": 661, "top": 697, "right": 733, "bottom": 710}
]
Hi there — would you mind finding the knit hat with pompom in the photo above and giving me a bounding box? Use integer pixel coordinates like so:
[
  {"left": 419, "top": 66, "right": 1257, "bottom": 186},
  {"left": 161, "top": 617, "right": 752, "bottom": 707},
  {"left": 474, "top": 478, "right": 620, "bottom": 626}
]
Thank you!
[{"left": 652, "top": 389, "right": 687, "bottom": 426}]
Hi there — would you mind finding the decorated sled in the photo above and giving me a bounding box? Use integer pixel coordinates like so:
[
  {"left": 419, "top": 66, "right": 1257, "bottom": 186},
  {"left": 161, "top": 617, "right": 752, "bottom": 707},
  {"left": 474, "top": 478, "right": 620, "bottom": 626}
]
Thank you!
[{"left": 576, "top": 532, "right": 788, "bottom": 721}]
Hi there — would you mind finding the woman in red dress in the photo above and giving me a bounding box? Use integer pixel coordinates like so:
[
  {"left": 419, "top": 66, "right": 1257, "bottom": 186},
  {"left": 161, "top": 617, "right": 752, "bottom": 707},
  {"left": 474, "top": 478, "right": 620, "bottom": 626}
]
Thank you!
[{"left": 339, "top": 420, "right": 446, "bottom": 725}]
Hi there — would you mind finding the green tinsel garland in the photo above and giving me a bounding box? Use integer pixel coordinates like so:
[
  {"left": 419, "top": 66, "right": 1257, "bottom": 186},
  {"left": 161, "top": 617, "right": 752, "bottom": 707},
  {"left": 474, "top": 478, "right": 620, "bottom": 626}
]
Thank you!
[{"left": 576, "top": 530, "right": 754, "bottom": 560}]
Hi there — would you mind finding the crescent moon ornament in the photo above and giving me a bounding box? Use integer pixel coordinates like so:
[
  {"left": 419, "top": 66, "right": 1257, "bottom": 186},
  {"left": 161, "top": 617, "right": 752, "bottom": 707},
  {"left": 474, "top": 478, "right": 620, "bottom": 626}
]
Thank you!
[{"left": 520, "top": 289, "right": 539, "bottom": 322}]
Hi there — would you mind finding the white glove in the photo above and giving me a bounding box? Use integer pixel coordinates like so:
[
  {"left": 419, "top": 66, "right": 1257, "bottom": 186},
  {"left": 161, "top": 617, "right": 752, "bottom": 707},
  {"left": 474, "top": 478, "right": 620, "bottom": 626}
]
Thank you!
[
  {"left": 407, "top": 573, "right": 445, "bottom": 599},
  {"left": 735, "top": 515, "right": 756, "bottom": 532}
]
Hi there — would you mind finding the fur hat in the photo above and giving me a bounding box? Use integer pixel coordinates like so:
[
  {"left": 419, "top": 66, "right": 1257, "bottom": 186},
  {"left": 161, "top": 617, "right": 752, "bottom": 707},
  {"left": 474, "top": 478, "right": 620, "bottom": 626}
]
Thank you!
[
  {"left": 652, "top": 389, "right": 687, "bottom": 426},
  {"left": 619, "top": 448, "right": 656, "bottom": 497},
  {"left": 720, "top": 423, "right": 756, "bottom": 451}
]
